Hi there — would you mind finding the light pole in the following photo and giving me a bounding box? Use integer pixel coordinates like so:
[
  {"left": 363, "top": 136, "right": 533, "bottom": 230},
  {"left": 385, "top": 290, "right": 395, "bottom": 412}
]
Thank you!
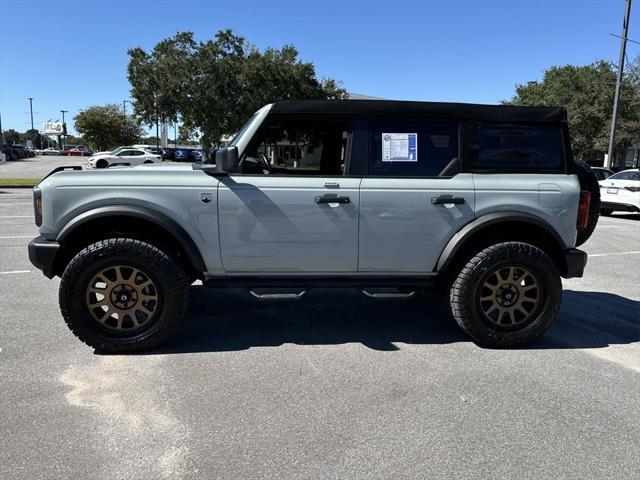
[
  {"left": 27, "top": 97, "right": 36, "bottom": 147},
  {"left": 60, "top": 110, "right": 68, "bottom": 150},
  {"left": 606, "top": 0, "right": 632, "bottom": 169}
]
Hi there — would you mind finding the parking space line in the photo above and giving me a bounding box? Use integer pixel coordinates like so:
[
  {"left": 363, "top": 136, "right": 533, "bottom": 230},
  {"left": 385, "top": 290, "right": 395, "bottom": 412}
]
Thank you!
[
  {"left": 0, "top": 216, "right": 32, "bottom": 218},
  {"left": 589, "top": 251, "right": 640, "bottom": 258},
  {"left": 0, "top": 202, "right": 32, "bottom": 205},
  {"left": 0, "top": 270, "right": 31, "bottom": 275},
  {"left": 0, "top": 235, "right": 34, "bottom": 239}
]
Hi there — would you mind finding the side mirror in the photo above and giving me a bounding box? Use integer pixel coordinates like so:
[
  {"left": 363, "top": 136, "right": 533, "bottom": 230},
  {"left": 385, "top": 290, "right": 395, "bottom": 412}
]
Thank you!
[{"left": 215, "top": 146, "right": 239, "bottom": 173}]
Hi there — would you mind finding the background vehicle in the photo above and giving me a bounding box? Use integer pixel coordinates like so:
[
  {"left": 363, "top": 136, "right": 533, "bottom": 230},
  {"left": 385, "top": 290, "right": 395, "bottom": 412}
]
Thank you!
[
  {"left": 29, "top": 100, "right": 596, "bottom": 353},
  {"left": 591, "top": 166, "right": 614, "bottom": 181},
  {"left": 599, "top": 169, "right": 640, "bottom": 215},
  {"left": 86, "top": 147, "right": 161, "bottom": 168},
  {"left": 162, "top": 147, "right": 176, "bottom": 160},
  {"left": 190, "top": 149, "right": 203, "bottom": 161},
  {"left": 1, "top": 145, "right": 18, "bottom": 160},
  {"left": 92, "top": 146, "right": 135, "bottom": 156},
  {"left": 41, "top": 147, "right": 61, "bottom": 155},
  {"left": 174, "top": 148, "right": 192, "bottom": 161},
  {"left": 66, "top": 145, "right": 92, "bottom": 156}
]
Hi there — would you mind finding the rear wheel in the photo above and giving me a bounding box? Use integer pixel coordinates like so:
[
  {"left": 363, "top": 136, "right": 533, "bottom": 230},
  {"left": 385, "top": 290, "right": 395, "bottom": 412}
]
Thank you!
[
  {"left": 450, "top": 242, "right": 561, "bottom": 347},
  {"left": 59, "top": 238, "right": 189, "bottom": 352}
]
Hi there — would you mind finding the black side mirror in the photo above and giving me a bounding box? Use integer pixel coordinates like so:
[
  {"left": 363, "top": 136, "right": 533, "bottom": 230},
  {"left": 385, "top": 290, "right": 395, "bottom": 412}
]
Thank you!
[{"left": 215, "top": 146, "right": 239, "bottom": 173}]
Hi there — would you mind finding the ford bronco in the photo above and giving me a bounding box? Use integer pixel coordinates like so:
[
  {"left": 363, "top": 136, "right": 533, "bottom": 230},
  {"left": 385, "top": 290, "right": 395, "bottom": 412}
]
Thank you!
[{"left": 28, "top": 100, "right": 599, "bottom": 352}]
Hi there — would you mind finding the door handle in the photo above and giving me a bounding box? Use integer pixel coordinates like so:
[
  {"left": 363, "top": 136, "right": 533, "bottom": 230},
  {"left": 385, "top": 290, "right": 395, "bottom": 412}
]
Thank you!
[
  {"left": 431, "top": 195, "right": 465, "bottom": 205},
  {"left": 315, "top": 195, "right": 350, "bottom": 204}
]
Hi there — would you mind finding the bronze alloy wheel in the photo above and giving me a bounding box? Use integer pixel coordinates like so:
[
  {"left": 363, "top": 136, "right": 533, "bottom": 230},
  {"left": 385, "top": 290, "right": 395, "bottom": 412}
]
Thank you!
[
  {"left": 478, "top": 265, "right": 541, "bottom": 329},
  {"left": 84, "top": 264, "right": 160, "bottom": 332}
]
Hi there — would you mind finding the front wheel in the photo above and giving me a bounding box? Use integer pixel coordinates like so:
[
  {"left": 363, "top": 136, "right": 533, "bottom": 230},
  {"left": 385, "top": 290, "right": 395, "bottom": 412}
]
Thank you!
[
  {"left": 450, "top": 242, "right": 561, "bottom": 347},
  {"left": 59, "top": 238, "right": 189, "bottom": 352}
]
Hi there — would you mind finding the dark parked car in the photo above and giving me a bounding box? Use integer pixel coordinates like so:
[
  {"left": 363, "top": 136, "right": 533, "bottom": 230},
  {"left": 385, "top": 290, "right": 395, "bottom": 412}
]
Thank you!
[
  {"left": 1, "top": 145, "right": 17, "bottom": 160},
  {"left": 174, "top": 149, "right": 192, "bottom": 162},
  {"left": 162, "top": 147, "right": 176, "bottom": 161},
  {"left": 190, "top": 149, "right": 203, "bottom": 161}
]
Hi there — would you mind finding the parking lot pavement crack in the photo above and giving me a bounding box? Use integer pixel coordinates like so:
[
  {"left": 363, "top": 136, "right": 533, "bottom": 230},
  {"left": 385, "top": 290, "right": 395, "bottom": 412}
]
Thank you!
[{"left": 59, "top": 355, "right": 191, "bottom": 479}]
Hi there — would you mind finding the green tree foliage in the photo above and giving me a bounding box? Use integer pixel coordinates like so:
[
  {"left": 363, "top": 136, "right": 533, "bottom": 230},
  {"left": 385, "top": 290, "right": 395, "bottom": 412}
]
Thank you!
[
  {"left": 127, "top": 29, "right": 347, "bottom": 151},
  {"left": 507, "top": 57, "right": 640, "bottom": 165},
  {"left": 73, "top": 105, "right": 143, "bottom": 150},
  {"left": 3, "top": 129, "right": 21, "bottom": 144}
]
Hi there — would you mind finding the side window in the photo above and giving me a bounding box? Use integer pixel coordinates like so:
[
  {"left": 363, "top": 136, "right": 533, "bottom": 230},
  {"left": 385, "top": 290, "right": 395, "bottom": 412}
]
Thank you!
[
  {"left": 131, "top": 150, "right": 144, "bottom": 156},
  {"left": 246, "top": 121, "right": 348, "bottom": 175},
  {"left": 467, "top": 123, "right": 564, "bottom": 171},
  {"left": 117, "top": 150, "right": 131, "bottom": 156},
  {"left": 369, "top": 120, "right": 459, "bottom": 177}
]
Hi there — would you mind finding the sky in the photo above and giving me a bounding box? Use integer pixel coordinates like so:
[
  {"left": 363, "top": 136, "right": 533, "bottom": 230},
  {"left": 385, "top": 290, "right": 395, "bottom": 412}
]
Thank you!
[{"left": 1, "top": 0, "right": 638, "bottom": 136}]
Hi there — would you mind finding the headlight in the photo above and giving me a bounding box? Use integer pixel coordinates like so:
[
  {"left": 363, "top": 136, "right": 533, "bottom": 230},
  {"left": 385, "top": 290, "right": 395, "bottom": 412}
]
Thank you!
[{"left": 33, "top": 187, "right": 42, "bottom": 226}]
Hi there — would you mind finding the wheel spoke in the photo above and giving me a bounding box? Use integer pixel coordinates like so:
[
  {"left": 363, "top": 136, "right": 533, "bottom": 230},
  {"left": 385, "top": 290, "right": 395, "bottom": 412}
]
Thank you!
[
  {"left": 480, "top": 264, "right": 540, "bottom": 328},
  {"left": 85, "top": 264, "right": 159, "bottom": 333}
]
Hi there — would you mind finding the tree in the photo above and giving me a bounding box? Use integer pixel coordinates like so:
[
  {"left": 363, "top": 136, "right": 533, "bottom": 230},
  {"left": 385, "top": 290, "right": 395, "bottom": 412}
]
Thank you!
[
  {"left": 506, "top": 57, "right": 640, "bottom": 166},
  {"left": 74, "top": 105, "right": 143, "bottom": 150},
  {"left": 4, "top": 129, "right": 21, "bottom": 144},
  {"left": 127, "top": 29, "right": 347, "bottom": 153}
]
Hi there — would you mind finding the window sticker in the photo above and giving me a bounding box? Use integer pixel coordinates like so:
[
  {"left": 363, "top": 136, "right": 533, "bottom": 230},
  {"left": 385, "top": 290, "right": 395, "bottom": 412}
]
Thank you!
[{"left": 382, "top": 133, "right": 418, "bottom": 162}]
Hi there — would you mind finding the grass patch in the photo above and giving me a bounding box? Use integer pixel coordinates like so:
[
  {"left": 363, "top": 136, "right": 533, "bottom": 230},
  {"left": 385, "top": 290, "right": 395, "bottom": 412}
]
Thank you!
[{"left": 0, "top": 178, "right": 40, "bottom": 187}]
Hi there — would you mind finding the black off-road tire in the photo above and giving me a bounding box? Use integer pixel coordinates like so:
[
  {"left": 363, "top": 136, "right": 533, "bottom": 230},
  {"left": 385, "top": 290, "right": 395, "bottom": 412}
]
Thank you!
[
  {"left": 59, "top": 238, "right": 189, "bottom": 353},
  {"left": 573, "top": 160, "right": 600, "bottom": 246},
  {"left": 450, "top": 242, "right": 562, "bottom": 348}
]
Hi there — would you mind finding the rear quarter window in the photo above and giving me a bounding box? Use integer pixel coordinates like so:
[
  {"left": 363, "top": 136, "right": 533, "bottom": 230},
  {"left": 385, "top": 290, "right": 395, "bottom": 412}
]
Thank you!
[{"left": 466, "top": 123, "right": 565, "bottom": 172}]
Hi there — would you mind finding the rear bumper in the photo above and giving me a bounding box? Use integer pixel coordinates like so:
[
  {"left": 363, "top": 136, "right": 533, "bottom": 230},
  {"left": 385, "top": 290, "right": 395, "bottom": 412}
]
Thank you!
[
  {"left": 28, "top": 235, "right": 59, "bottom": 278},
  {"left": 563, "top": 248, "right": 587, "bottom": 279},
  {"left": 601, "top": 201, "right": 640, "bottom": 212}
]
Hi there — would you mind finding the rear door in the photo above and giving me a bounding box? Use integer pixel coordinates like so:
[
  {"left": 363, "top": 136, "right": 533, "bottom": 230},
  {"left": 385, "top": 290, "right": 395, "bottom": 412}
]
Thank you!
[
  {"left": 358, "top": 118, "right": 475, "bottom": 272},
  {"left": 218, "top": 119, "right": 360, "bottom": 272}
]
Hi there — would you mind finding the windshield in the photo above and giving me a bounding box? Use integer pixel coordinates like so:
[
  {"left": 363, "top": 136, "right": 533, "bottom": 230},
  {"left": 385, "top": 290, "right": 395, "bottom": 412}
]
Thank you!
[
  {"left": 229, "top": 113, "right": 259, "bottom": 147},
  {"left": 610, "top": 170, "right": 640, "bottom": 181}
]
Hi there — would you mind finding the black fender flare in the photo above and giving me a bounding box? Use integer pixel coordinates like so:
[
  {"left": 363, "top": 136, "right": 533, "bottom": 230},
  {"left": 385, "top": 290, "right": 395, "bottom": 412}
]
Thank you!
[
  {"left": 56, "top": 205, "right": 207, "bottom": 272},
  {"left": 436, "top": 212, "right": 567, "bottom": 272}
]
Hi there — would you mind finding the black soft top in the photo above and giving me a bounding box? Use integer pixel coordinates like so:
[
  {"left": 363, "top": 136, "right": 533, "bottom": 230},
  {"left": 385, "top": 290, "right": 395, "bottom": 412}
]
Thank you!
[{"left": 270, "top": 99, "right": 567, "bottom": 123}]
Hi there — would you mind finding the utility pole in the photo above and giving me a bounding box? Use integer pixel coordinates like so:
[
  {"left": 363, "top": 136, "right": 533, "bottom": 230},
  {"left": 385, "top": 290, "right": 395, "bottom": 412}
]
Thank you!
[
  {"left": 0, "top": 111, "right": 5, "bottom": 144},
  {"left": 60, "top": 110, "right": 68, "bottom": 150},
  {"left": 606, "top": 0, "right": 632, "bottom": 169},
  {"left": 28, "top": 97, "right": 38, "bottom": 148}
]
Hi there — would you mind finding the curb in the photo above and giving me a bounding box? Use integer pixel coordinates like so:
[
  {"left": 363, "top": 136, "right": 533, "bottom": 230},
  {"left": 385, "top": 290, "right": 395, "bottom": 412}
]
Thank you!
[{"left": 0, "top": 184, "right": 37, "bottom": 189}]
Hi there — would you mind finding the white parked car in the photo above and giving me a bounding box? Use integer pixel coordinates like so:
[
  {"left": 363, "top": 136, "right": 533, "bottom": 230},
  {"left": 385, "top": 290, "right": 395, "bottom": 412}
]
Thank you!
[
  {"left": 41, "top": 147, "right": 61, "bottom": 155},
  {"left": 599, "top": 169, "right": 640, "bottom": 216},
  {"left": 87, "top": 148, "right": 161, "bottom": 169},
  {"left": 91, "top": 146, "right": 136, "bottom": 157}
]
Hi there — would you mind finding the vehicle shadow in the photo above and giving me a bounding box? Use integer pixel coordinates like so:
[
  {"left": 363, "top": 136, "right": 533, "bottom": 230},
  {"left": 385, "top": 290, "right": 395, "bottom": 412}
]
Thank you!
[{"left": 145, "top": 288, "right": 639, "bottom": 354}]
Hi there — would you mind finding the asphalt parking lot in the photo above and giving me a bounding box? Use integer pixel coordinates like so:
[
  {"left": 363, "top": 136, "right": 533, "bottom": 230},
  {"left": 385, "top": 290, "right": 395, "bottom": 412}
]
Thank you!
[
  {"left": 0, "top": 188, "right": 638, "bottom": 479},
  {"left": 0, "top": 155, "right": 88, "bottom": 179}
]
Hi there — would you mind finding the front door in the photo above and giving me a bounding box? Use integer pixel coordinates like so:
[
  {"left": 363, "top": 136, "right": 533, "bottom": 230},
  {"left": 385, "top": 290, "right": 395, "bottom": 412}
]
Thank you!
[
  {"left": 358, "top": 118, "right": 475, "bottom": 272},
  {"left": 218, "top": 119, "right": 360, "bottom": 272}
]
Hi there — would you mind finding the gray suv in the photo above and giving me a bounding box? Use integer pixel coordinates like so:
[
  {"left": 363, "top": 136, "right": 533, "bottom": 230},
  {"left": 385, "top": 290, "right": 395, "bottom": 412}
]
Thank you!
[{"left": 28, "top": 100, "right": 598, "bottom": 352}]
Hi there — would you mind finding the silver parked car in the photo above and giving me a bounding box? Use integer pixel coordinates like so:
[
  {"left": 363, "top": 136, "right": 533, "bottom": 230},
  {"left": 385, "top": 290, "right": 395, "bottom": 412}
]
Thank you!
[{"left": 28, "top": 100, "right": 598, "bottom": 352}]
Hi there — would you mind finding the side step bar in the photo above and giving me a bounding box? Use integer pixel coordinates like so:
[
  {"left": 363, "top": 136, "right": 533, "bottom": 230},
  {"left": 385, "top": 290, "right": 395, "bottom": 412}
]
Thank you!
[
  {"left": 248, "top": 289, "right": 307, "bottom": 301},
  {"left": 361, "top": 289, "right": 416, "bottom": 299}
]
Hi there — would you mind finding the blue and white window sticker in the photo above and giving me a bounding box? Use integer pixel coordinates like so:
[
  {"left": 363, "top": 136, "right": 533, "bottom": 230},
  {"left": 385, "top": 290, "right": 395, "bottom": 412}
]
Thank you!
[{"left": 382, "top": 133, "right": 418, "bottom": 162}]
